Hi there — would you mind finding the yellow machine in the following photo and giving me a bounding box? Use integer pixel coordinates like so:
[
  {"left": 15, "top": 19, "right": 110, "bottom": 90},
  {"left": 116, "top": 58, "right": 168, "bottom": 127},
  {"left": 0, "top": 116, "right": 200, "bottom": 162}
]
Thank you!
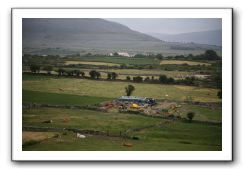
[{"left": 130, "top": 103, "right": 140, "bottom": 109}]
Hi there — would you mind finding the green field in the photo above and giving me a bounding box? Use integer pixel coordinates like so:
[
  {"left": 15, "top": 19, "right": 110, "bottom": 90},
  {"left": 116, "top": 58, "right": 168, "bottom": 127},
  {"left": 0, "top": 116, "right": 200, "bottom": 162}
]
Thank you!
[
  {"left": 160, "top": 60, "right": 211, "bottom": 66},
  {"left": 64, "top": 60, "right": 120, "bottom": 66},
  {"left": 23, "top": 107, "right": 221, "bottom": 151},
  {"left": 22, "top": 74, "right": 222, "bottom": 151},
  {"left": 23, "top": 74, "right": 220, "bottom": 102},
  {"left": 23, "top": 90, "right": 111, "bottom": 106},
  {"left": 179, "top": 104, "right": 222, "bottom": 122},
  {"left": 74, "top": 56, "right": 160, "bottom": 65}
]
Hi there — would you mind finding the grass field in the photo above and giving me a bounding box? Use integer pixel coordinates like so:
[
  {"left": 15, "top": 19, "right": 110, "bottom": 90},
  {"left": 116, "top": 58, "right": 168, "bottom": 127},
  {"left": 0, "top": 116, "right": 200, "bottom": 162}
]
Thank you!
[
  {"left": 179, "top": 104, "right": 222, "bottom": 122},
  {"left": 64, "top": 60, "right": 120, "bottom": 66},
  {"left": 22, "top": 73, "right": 222, "bottom": 151},
  {"left": 23, "top": 74, "right": 220, "bottom": 102},
  {"left": 23, "top": 90, "right": 111, "bottom": 106},
  {"left": 77, "top": 56, "right": 160, "bottom": 65},
  {"left": 160, "top": 60, "right": 211, "bottom": 66},
  {"left": 23, "top": 107, "right": 221, "bottom": 151}
]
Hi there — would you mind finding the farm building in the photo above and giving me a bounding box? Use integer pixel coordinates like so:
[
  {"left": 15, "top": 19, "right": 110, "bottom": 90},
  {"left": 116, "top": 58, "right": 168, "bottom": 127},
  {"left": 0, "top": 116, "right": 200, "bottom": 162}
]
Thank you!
[
  {"left": 118, "top": 52, "right": 131, "bottom": 57},
  {"left": 117, "top": 96, "right": 156, "bottom": 105},
  {"left": 109, "top": 52, "right": 134, "bottom": 57}
]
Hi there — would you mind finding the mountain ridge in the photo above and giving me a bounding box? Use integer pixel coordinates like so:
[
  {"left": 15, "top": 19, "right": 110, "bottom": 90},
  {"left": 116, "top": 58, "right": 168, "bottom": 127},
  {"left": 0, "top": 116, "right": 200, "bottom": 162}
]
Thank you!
[{"left": 147, "top": 30, "right": 222, "bottom": 46}]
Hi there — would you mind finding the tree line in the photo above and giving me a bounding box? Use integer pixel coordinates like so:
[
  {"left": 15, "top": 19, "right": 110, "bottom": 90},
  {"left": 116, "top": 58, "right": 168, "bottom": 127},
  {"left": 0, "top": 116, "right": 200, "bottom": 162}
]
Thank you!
[{"left": 28, "top": 65, "right": 201, "bottom": 86}]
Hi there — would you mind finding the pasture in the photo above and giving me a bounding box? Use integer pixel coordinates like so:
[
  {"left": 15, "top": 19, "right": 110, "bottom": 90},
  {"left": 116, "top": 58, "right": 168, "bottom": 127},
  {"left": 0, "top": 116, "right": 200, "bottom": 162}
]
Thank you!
[
  {"left": 22, "top": 73, "right": 221, "bottom": 151},
  {"left": 23, "top": 74, "right": 220, "bottom": 103},
  {"left": 77, "top": 56, "right": 160, "bottom": 65},
  {"left": 64, "top": 60, "right": 120, "bottom": 66},
  {"left": 160, "top": 60, "right": 211, "bottom": 66},
  {"left": 22, "top": 107, "right": 221, "bottom": 151}
]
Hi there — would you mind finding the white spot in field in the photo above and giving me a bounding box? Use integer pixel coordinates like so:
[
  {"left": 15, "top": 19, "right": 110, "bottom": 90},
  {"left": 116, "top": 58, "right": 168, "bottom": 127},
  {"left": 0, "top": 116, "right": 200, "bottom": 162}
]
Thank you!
[{"left": 76, "top": 133, "right": 86, "bottom": 138}]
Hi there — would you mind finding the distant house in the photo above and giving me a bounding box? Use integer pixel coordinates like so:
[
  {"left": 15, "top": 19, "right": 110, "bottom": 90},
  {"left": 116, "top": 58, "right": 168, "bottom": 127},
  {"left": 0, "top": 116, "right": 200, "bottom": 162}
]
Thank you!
[
  {"left": 118, "top": 52, "right": 130, "bottom": 57},
  {"left": 109, "top": 52, "right": 134, "bottom": 57}
]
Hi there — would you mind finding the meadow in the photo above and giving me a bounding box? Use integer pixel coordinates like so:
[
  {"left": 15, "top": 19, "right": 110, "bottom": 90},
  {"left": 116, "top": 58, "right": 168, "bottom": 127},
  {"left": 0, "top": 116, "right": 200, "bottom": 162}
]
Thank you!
[
  {"left": 23, "top": 74, "right": 220, "bottom": 103},
  {"left": 160, "top": 60, "right": 211, "bottom": 66},
  {"left": 23, "top": 107, "right": 221, "bottom": 151},
  {"left": 73, "top": 56, "right": 160, "bottom": 65},
  {"left": 22, "top": 57, "right": 221, "bottom": 151},
  {"left": 64, "top": 60, "right": 120, "bottom": 66}
]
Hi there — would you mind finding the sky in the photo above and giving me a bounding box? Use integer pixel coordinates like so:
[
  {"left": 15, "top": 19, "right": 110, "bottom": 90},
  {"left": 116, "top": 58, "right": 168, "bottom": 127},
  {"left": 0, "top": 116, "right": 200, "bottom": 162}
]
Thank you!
[{"left": 105, "top": 18, "right": 222, "bottom": 34}]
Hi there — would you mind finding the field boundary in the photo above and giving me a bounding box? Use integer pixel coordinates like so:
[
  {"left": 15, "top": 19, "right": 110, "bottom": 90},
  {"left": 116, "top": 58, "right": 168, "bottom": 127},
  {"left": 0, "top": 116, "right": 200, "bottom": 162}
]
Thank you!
[{"left": 23, "top": 102, "right": 221, "bottom": 126}]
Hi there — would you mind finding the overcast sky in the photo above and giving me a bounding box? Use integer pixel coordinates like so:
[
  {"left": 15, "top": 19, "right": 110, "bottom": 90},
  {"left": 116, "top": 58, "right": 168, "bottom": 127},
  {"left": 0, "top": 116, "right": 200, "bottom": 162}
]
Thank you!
[{"left": 105, "top": 18, "right": 222, "bottom": 34}]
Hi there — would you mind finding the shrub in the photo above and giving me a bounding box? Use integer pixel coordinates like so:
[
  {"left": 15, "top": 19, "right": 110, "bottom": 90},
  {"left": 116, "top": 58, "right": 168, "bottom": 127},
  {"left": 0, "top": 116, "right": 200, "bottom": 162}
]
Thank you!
[
  {"left": 133, "top": 76, "right": 143, "bottom": 83},
  {"left": 126, "top": 76, "right": 131, "bottom": 81},
  {"left": 186, "top": 112, "right": 195, "bottom": 122},
  {"left": 125, "top": 85, "right": 135, "bottom": 96}
]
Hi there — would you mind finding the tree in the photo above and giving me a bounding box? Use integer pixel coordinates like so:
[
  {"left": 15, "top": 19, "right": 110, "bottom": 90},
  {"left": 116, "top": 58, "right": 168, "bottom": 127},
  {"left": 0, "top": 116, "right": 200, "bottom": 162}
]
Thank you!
[
  {"left": 186, "top": 112, "right": 195, "bottom": 122},
  {"left": 204, "top": 50, "right": 220, "bottom": 60},
  {"left": 43, "top": 65, "right": 53, "bottom": 74},
  {"left": 89, "top": 70, "right": 97, "bottom": 79},
  {"left": 58, "top": 68, "right": 65, "bottom": 76},
  {"left": 159, "top": 75, "right": 168, "bottom": 83},
  {"left": 111, "top": 72, "right": 118, "bottom": 80},
  {"left": 167, "top": 77, "right": 175, "bottom": 84},
  {"left": 113, "top": 52, "right": 119, "bottom": 56},
  {"left": 107, "top": 72, "right": 112, "bottom": 80},
  {"left": 30, "top": 64, "right": 40, "bottom": 73},
  {"left": 67, "top": 70, "right": 74, "bottom": 76},
  {"left": 73, "top": 70, "right": 81, "bottom": 77},
  {"left": 217, "top": 91, "right": 222, "bottom": 99},
  {"left": 133, "top": 76, "right": 143, "bottom": 83},
  {"left": 89, "top": 70, "right": 101, "bottom": 79},
  {"left": 80, "top": 71, "right": 85, "bottom": 77},
  {"left": 126, "top": 76, "right": 131, "bottom": 81},
  {"left": 156, "top": 54, "right": 163, "bottom": 60},
  {"left": 184, "top": 77, "right": 195, "bottom": 85},
  {"left": 125, "top": 85, "right": 135, "bottom": 96},
  {"left": 96, "top": 72, "right": 101, "bottom": 79},
  {"left": 144, "top": 77, "right": 150, "bottom": 82}
]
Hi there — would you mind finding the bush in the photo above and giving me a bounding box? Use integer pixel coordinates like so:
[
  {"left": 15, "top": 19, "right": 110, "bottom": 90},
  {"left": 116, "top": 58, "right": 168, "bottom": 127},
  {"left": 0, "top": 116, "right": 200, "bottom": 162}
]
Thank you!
[
  {"left": 133, "top": 76, "right": 143, "bottom": 83},
  {"left": 126, "top": 76, "right": 131, "bottom": 81},
  {"left": 30, "top": 64, "right": 40, "bottom": 73},
  {"left": 125, "top": 85, "right": 135, "bottom": 96},
  {"left": 89, "top": 70, "right": 101, "bottom": 79},
  {"left": 186, "top": 112, "right": 195, "bottom": 122},
  {"left": 217, "top": 91, "right": 222, "bottom": 99}
]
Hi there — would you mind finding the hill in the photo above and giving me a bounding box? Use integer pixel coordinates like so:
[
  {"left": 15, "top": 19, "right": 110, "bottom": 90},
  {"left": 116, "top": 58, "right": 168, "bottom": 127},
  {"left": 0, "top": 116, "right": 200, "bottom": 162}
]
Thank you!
[
  {"left": 148, "top": 30, "right": 222, "bottom": 46},
  {"left": 23, "top": 18, "right": 221, "bottom": 56}
]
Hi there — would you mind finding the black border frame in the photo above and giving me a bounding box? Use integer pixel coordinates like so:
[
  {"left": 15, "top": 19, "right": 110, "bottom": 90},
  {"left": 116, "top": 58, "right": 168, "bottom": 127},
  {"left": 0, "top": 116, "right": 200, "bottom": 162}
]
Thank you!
[{"left": 11, "top": 7, "right": 234, "bottom": 162}]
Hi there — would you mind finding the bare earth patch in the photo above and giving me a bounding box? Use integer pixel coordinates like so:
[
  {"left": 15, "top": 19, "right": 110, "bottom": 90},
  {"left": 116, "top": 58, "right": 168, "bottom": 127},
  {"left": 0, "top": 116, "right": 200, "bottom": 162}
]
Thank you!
[{"left": 23, "top": 131, "right": 57, "bottom": 143}]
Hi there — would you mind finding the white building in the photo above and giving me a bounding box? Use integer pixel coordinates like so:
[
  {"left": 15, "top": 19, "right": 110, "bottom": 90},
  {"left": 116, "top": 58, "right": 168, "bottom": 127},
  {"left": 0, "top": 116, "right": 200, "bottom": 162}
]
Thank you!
[{"left": 109, "top": 52, "right": 134, "bottom": 57}]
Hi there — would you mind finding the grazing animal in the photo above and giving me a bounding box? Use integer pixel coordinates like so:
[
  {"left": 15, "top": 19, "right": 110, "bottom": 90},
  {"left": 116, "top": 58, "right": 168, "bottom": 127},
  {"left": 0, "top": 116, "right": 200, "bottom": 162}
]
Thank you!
[{"left": 76, "top": 133, "right": 86, "bottom": 138}]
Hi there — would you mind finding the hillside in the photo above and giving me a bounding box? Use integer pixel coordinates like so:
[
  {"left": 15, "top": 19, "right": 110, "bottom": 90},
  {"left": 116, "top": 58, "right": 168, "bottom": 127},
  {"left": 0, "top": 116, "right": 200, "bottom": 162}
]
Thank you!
[
  {"left": 148, "top": 30, "right": 222, "bottom": 46},
  {"left": 23, "top": 18, "right": 221, "bottom": 55}
]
